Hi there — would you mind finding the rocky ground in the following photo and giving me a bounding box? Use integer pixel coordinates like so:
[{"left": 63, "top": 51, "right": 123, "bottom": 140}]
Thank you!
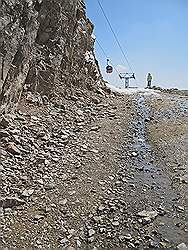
[{"left": 0, "top": 89, "right": 187, "bottom": 249}]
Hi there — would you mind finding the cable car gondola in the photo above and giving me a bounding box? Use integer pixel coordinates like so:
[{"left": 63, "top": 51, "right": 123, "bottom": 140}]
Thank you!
[{"left": 106, "top": 59, "right": 113, "bottom": 73}]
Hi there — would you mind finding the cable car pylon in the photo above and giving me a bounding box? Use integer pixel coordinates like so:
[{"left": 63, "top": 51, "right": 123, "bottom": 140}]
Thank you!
[{"left": 119, "top": 73, "right": 135, "bottom": 88}]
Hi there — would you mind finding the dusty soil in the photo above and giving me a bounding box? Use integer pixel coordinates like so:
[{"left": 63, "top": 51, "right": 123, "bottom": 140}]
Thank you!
[{"left": 0, "top": 90, "right": 187, "bottom": 249}]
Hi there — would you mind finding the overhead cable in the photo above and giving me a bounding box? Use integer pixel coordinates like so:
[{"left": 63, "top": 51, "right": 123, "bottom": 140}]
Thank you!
[{"left": 97, "top": 0, "right": 135, "bottom": 75}]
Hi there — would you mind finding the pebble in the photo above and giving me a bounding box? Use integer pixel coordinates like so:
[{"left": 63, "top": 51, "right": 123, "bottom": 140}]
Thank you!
[
  {"left": 111, "top": 221, "right": 120, "bottom": 226},
  {"left": 36, "top": 179, "right": 44, "bottom": 185},
  {"left": 88, "top": 229, "right": 95, "bottom": 237},
  {"left": 177, "top": 206, "right": 185, "bottom": 212},
  {"left": 6, "top": 142, "right": 21, "bottom": 155},
  {"left": 131, "top": 152, "right": 138, "bottom": 157},
  {"left": 34, "top": 214, "right": 45, "bottom": 221},
  {"left": 177, "top": 243, "right": 188, "bottom": 250},
  {"left": 0, "top": 207, "right": 4, "bottom": 216},
  {"left": 0, "top": 197, "right": 25, "bottom": 208},
  {"left": 90, "top": 126, "right": 99, "bottom": 131},
  {"left": 0, "top": 116, "right": 9, "bottom": 128},
  {"left": 98, "top": 205, "right": 105, "bottom": 211},
  {"left": 124, "top": 234, "right": 132, "bottom": 240},
  {"left": 69, "top": 190, "right": 76, "bottom": 196},
  {"left": 88, "top": 236, "right": 95, "bottom": 243},
  {"left": 45, "top": 183, "right": 56, "bottom": 190},
  {"left": 22, "top": 189, "right": 34, "bottom": 197},
  {"left": 0, "top": 130, "right": 10, "bottom": 138},
  {"left": 60, "top": 199, "right": 68, "bottom": 205},
  {"left": 137, "top": 210, "right": 158, "bottom": 219},
  {"left": 0, "top": 165, "right": 5, "bottom": 172},
  {"left": 142, "top": 217, "right": 152, "bottom": 225}
]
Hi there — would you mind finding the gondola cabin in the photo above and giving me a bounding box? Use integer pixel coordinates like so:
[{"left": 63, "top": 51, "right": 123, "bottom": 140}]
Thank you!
[{"left": 106, "top": 65, "right": 113, "bottom": 73}]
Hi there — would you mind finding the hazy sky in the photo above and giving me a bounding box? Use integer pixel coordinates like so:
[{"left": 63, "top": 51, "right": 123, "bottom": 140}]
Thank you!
[{"left": 85, "top": 0, "right": 188, "bottom": 89}]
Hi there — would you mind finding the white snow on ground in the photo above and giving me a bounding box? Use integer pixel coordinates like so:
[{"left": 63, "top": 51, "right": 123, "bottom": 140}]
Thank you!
[{"left": 107, "top": 84, "right": 161, "bottom": 96}]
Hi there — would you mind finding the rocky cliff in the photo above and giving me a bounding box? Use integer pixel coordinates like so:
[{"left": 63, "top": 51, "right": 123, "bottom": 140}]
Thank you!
[{"left": 0, "top": 0, "right": 104, "bottom": 114}]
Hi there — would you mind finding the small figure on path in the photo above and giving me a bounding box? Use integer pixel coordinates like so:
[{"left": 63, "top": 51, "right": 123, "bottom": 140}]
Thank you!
[{"left": 147, "top": 73, "right": 152, "bottom": 89}]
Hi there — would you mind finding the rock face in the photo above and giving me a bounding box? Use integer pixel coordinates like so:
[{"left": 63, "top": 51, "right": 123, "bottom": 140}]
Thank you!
[{"left": 0, "top": 0, "right": 103, "bottom": 114}]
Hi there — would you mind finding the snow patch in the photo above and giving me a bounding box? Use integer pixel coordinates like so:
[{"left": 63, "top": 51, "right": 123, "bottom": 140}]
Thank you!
[{"left": 107, "top": 84, "right": 161, "bottom": 96}]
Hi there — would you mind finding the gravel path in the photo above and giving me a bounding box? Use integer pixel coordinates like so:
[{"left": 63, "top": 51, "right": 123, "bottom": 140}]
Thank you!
[{"left": 0, "top": 90, "right": 187, "bottom": 249}]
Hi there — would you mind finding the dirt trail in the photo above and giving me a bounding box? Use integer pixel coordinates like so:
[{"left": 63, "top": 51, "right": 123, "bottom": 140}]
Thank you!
[
  {"left": 116, "top": 92, "right": 188, "bottom": 248},
  {"left": 0, "top": 90, "right": 187, "bottom": 249}
]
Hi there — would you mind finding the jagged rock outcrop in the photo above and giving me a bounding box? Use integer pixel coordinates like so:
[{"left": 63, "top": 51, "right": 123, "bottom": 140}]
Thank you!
[{"left": 0, "top": 0, "right": 103, "bottom": 114}]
